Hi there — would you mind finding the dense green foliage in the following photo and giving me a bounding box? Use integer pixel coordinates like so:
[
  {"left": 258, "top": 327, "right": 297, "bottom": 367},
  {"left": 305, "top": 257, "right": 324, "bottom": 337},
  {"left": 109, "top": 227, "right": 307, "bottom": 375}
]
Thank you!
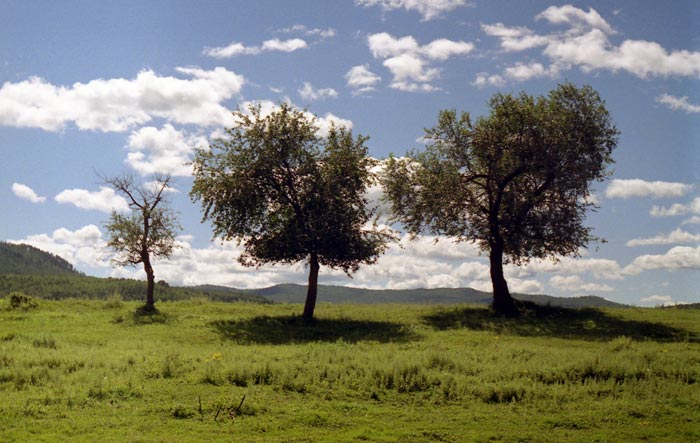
[
  {"left": 191, "top": 104, "right": 391, "bottom": 321},
  {"left": 0, "top": 242, "right": 80, "bottom": 276},
  {"left": 0, "top": 299, "right": 698, "bottom": 442},
  {"left": 383, "top": 84, "right": 618, "bottom": 314}
]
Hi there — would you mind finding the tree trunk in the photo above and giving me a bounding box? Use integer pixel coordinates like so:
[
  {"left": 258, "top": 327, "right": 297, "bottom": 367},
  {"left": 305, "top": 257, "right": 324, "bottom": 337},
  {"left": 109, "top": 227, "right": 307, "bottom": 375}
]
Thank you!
[
  {"left": 144, "top": 259, "right": 155, "bottom": 310},
  {"left": 142, "top": 211, "right": 156, "bottom": 311},
  {"left": 489, "top": 242, "right": 517, "bottom": 316},
  {"left": 302, "top": 252, "right": 320, "bottom": 323}
]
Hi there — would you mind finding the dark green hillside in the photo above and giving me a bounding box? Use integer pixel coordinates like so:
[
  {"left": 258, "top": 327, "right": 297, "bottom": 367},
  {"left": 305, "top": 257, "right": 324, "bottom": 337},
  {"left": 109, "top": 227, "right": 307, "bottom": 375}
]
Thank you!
[
  {"left": 515, "top": 293, "right": 627, "bottom": 309},
  {"left": 250, "top": 283, "right": 493, "bottom": 304},
  {"left": 0, "top": 242, "right": 625, "bottom": 308},
  {"left": 228, "top": 283, "right": 627, "bottom": 308},
  {"left": 0, "top": 274, "right": 269, "bottom": 304},
  {"left": 0, "top": 243, "right": 268, "bottom": 304},
  {"left": 0, "top": 242, "right": 81, "bottom": 276}
]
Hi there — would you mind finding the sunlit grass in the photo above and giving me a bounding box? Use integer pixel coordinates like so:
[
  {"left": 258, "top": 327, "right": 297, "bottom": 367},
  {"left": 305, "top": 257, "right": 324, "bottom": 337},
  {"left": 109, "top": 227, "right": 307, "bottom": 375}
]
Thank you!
[{"left": 0, "top": 297, "right": 698, "bottom": 442}]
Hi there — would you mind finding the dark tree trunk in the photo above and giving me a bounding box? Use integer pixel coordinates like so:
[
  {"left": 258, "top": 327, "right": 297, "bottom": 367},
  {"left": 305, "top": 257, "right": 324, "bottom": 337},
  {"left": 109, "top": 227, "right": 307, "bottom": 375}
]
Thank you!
[
  {"left": 144, "top": 258, "right": 155, "bottom": 309},
  {"left": 302, "top": 252, "right": 320, "bottom": 323},
  {"left": 141, "top": 213, "right": 156, "bottom": 311},
  {"left": 489, "top": 242, "right": 517, "bottom": 316}
]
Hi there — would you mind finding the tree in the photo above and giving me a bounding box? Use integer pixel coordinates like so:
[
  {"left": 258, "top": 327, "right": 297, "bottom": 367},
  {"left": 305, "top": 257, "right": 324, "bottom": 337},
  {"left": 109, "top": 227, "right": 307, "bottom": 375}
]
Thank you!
[
  {"left": 104, "top": 173, "right": 180, "bottom": 311},
  {"left": 383, "top": 83, "right": 618, "bottom": 316},
  {"left": 190, "top": 104, "right": 391, "bottom": 322}
]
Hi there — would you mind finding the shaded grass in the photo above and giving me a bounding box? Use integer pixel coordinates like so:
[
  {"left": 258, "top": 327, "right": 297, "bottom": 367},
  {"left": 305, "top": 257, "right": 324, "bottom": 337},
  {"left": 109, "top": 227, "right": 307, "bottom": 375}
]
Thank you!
[
  {"left": 211, "top": 315, "right": 420, "bottom": 344},
  {"left": 423, "top": 303, "right": 698, "bottom": 342}
]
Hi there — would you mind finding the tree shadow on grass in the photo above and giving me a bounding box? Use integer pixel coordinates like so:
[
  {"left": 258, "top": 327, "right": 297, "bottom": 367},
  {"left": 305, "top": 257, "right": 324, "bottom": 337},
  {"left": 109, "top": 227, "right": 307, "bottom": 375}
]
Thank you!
[
  {"left": 129, "top": 305, "right": 170, "bottom": 325},
  {"left": 211, "top": 315, "right": 420, "bottom": 345},
  {"left": 423, "top": 303, "right": 698, "bottom": 342}
]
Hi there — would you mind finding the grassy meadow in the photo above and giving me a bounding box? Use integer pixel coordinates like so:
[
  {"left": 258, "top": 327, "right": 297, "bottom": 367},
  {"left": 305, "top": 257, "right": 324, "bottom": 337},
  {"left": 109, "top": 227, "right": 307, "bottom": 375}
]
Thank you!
[{"left": 0, "top": 296, "right": 699, "bottom": 442}]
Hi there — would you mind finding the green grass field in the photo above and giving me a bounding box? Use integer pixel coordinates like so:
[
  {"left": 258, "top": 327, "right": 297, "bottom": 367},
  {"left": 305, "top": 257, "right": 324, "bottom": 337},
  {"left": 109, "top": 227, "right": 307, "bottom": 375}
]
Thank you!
[{"left": 1, "top": 296, "right": 699, "bottom": 442}]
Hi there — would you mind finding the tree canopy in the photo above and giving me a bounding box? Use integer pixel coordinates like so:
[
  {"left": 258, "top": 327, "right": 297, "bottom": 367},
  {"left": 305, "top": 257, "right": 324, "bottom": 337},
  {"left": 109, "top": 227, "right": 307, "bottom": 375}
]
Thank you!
[
  {"left": 191, "top": 103, "right": 391, "bottom": 321},
  {"left": 104, "top": 173, "right": 180, "bottom": 310},
  {"left": 383, "top": 83, "right": 619, "bottom": 315}
]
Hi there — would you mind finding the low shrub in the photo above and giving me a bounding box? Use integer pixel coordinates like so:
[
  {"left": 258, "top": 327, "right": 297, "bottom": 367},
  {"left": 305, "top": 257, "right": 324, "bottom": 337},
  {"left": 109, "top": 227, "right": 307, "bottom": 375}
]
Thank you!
[{"left": 8, "top": 292, "right": 38, "bottom": 310}]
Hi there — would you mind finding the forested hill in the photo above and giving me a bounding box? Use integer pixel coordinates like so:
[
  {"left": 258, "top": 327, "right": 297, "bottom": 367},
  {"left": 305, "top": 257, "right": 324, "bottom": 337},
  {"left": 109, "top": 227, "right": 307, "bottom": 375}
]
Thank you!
[
  {"left": 202, "top": 283, "right": 627, "bottom": 309},
  {"left": 0, "top": 242, "right": 81, "bottom": 276},
  {"left": 0, "top": 241, "right": 625, "bottom": 309}
]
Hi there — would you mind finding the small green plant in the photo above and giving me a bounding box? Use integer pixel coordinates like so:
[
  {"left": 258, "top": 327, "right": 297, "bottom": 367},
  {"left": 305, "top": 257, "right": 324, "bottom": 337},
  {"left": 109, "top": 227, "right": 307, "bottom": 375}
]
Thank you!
[
  {"left": 171, "top": 405, "right": 194, "bottom": 419},
  {"left": 1, "top": 333, "right": 16, "bottom": 341},
  {"left": 32, "top": 336, "right": 57, "bottom": 349},
  {"left": 104, "top": 293, "right": 123, "bottom": 309},
  {"left": 8, "top": 292, "right": 38, "bottom": 310}
]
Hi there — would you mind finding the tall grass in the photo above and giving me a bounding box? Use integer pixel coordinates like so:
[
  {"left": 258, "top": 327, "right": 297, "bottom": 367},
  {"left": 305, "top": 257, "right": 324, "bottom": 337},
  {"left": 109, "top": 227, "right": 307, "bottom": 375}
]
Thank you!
[{"left": 0, "top": 298, "right": 698, "bottom": 442}]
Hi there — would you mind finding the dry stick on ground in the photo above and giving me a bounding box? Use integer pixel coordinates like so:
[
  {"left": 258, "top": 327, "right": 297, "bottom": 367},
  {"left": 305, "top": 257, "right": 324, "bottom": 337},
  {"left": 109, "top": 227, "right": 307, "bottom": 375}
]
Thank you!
[
  {"left": 230, "top": 395, "right": 246, "bottom": 419},
  {"left": 213, "top": 395, "right": 246, "bottom": 421}
]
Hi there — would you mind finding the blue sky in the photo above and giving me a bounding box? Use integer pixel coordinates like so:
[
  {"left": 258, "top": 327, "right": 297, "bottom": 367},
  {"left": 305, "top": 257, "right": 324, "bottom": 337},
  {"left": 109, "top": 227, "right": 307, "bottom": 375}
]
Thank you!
[{"left": 1, "top": 0, "right": 698, "bottom": 306}]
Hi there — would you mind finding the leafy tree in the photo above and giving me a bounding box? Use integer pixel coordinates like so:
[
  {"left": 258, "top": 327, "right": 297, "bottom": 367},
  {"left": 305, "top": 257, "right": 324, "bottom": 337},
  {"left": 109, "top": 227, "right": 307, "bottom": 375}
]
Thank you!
[
  {"left": 383, "top": 83, "right": 618, "bottom": 315},
  {"left": 191, "top": 104, "right": 391, "bottom": 322},
  {"left": 104, "top": 173, "right": 180, "bottom": 311}
]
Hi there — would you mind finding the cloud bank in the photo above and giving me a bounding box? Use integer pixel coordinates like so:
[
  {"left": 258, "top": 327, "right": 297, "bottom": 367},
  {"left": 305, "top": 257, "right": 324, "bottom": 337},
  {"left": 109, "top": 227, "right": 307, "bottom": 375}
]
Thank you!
[
  {"left": 0, "top": 67, "right": 245, "bottom": 132},
  {"left": 480, "top": 5, "right": 700, "bottom": 84},
  {"left": 368, "top": 32, "right": 474, "bottom": 92}
]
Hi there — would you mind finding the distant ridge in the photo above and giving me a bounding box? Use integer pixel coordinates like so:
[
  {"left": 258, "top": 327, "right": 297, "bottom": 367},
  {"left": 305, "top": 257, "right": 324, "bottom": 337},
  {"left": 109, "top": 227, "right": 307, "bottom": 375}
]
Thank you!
[
  {"left": 1, "top": 242, "right": 626, "bottom": 309},
  {"left": 0, "top": 242, "right": 81, "bottom": 276},
  {"left": 206, "top": 283, "right": 627, "bottom": 309}
]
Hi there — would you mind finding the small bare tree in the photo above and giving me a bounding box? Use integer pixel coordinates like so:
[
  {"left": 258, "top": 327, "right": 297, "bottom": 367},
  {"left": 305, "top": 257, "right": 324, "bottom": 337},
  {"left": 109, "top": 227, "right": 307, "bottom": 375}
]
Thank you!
[{"left": 104, "top": 173, "right": 180, "bottom": 311}]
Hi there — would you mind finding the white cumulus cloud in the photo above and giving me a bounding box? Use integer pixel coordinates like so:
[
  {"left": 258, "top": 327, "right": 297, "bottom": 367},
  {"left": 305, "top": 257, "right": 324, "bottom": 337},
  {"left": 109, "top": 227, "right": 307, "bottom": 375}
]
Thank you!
[
  {"left": 10, "top": 225, "right": 110, "bottom": 270},
  {"left": 503, "top": 62, "right": 564, "bottom": 82},
  {"left": 656, "top": 94, "right": 700, "bottom": 113},
  {"left": 298, "top": 82, "right": 338, "bottom": 101},
  {"left": 472, "top": 72, "right": 506, "bottom": 88},
  {"left": 345, "top": 65, "right": 382, "bottom": 95},
  {"left": 522, "top": 255, "right": 623, "bottom": 280},
  {"left": 203, "top": 38, "right": 307, "bottom": 58},
  {"left": 549, "top": 275, "right": 613, "bottom": 293},
  {"left": 481, "top": 5, "right": 700, "bottom": 85},
  {"left": 11, "top": 183, "right": 46, "bottom": 203},
  {"left": 651, "top": 197, "right": 700, "bottom": 217},
  {"left": 604, "top": 179, "right": 692, "bottom": 199},
  {"left": 682, "top": 216, "right": 700, "bottom": 226},
  {"left": 623, "top": 245, "right": 700, "bottom": 275},
  {"left": 368, "top": 32, "right": 473, "bottom": 92},
  {"left": 535, "top": 5, "right": 616, "bottom": 35},
  {"left": 277, "top": 25, "right": 336, "bottom": 39},
  {"left": 626, "top": 228, "right": 700, "bottom": 247},
  {"left": 55, "top": 187, "right": 130, "bottom": 213},
  {"left": 237, "top": 99, "right": 353, "bottom": 138},
  {"left": 639, "top": 295, "right": 678, "bottom": 306},
  {"left": 0, "top": 67, "right": 245, "bottom": 132},
  {"left": 356, "top": 0, "right": 471, "bottom": 21},
  {"left": 480, "top": 23, "right": 550, "bottom": 52},
  {"left": 126, "top": 124, "right": 208, "bottom": 176}
]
